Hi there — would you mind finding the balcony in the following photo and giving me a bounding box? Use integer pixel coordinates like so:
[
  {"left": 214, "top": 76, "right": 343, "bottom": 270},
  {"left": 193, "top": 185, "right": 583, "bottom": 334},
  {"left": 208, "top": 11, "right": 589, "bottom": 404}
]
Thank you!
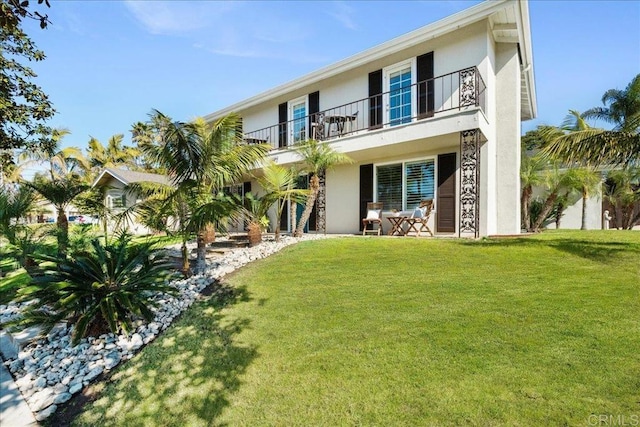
[{"left": 244, "top": 67, "right": 486, "bottom": 149}]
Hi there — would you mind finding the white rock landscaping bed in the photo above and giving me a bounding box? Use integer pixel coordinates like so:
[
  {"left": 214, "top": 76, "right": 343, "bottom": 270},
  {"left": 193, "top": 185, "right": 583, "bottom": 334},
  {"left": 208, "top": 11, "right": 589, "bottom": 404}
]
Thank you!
[{"left": 0, "top": 234, "right": 331, "bottom": 421}]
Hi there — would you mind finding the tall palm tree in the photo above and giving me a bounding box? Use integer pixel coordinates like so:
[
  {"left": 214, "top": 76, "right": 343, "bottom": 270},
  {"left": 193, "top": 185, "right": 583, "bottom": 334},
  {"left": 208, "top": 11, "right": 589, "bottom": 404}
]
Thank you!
[
  {"left": 141, "top": 110, "right": 269, "bottom": 273},
  {"left": 87, "top": 134, "right": 140, "bottom": 173},
  {"left": 20, "top": 128, "right": 90, "bottom": 180},
  {"left": 520, "top": 126, "right": 550, "bottom": 231},
  {"left": 542, "top": 74, "right": 640, "bottom": 166},
  {"left": 24, "top": 176, "right": 88, "bottom": 258},
  {"left": 293, "top": 139, "right": 352, "bottom": 237}
]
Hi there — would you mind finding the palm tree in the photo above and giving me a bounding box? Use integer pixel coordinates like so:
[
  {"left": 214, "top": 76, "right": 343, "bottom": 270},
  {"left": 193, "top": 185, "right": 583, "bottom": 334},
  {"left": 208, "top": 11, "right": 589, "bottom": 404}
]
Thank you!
[
  {"left": 530, "top": 166, "right": 574, "bottom": 232},
  {"left": 256, "top": 162, "right": 309, "bottom": 241},
  {"left": 72, "top": 185, "right": 111, "bottom": 245},
  {"left": 563, "top": 168, "right": 603, "bottom": 230},
  {"left": 140, "top": 110, "right": 269, "bottom": 273},
  {"left": 542, "top": 74, "right": 640, "bottom": 166},
  {"left": 24, "top": 176, "right": 89, "bottom": 258},
  {"left": 241, "top": 192, "right": 271, "bottom": 246},
  {"left": 20, "top": 128, "right": 90, "bottom": 180},
  {"left": 604, "top": 168, "right": 640, "bottom": 229},
  {"left": 0, "top": 184, "right": 37, "bottom": 242},
  {"left": 520, "top": 149, "right": 546, "bottom": 231},
  {"left": 87, "top": 134, "right": 140, "bottom": 173},
  {"left": 293, "top": 139, "right": 352, "bottom": 237}
]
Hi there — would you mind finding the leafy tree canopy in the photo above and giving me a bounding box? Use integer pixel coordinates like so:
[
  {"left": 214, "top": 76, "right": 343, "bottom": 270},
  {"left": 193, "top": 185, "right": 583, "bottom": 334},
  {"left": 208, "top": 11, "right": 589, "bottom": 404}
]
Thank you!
[{"left": 1, "top": 0, "right": 55, "bottom": 164}]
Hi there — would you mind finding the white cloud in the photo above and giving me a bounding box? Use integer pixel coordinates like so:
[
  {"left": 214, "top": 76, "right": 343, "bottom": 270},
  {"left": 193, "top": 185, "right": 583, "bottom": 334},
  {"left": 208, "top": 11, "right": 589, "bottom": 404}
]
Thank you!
[
  {"left": 124, "top": 1, "right": 235, "bottom": 35},
  {"left": 126, "top": 1, "right": 328, "bottom": 63},
  {"left": 325, "top": 1, "right": 357, "bottom": 31}
]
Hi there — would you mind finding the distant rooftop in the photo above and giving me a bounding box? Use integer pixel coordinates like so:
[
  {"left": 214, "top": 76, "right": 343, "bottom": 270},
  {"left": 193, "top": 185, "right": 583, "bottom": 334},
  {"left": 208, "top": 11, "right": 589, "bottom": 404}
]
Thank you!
[{"left": 92, "top": 168, "right": 171, "bottom": 187}]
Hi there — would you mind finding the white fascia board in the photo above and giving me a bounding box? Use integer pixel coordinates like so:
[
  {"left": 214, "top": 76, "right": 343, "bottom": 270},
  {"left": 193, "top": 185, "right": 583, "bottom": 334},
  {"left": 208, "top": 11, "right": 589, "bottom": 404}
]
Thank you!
[
  {"left": 91, "top": 168, "right": 128, "bottom": 188},
  {"left": 204, "top": 0, "right": 512, "bottom": 121},
  {"left": 517, "top": 0, "right": 537, "bottom": 118}
]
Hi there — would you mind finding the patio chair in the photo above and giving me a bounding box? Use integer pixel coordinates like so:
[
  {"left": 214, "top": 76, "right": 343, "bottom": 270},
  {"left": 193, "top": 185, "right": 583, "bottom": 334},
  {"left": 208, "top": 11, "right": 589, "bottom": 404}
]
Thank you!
[
  {"left": 362, "top": 202, "right": 384, "bottom": 236},
  {"left": 311, "top": 112, "right": 325, "bottom": 140},
  {"left": 404, "top": 200, "right": 434, "bottom": 237}
]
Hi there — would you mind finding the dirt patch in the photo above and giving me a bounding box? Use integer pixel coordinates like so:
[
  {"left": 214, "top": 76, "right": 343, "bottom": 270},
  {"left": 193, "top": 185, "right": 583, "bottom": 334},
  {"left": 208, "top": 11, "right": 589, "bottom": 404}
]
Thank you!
[{"left": 42, "top": 372, "right": 109, "bottom": 427}]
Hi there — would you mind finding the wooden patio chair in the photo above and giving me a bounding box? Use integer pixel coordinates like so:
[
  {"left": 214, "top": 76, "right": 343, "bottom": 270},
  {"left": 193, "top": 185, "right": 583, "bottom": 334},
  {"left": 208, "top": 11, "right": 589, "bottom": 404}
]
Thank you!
[
  {"left": 404, "top": 200, "right": 434, "bottom": 237},
  {"left": 311, "top": 112, "right": 325, "bottom": 140},
  {"left": 362, "top": 202, "right": 384, "bottom": 236}
]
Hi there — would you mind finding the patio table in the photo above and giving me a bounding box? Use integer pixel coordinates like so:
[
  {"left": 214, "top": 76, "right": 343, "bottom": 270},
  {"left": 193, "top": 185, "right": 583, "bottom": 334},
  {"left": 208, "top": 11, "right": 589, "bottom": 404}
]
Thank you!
[
  {"left": 387, "top": 216, "right": 407, "bottom": 236},
  {"left": 324, "top": 114, "right": 357, "bottom": 136}
]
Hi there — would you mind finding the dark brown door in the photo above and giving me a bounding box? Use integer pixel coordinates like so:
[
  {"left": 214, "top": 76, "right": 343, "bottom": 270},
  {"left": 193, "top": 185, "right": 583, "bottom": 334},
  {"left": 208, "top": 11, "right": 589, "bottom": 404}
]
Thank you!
[{"left": 437, "top": 153, "right": 456, "bottom": 233}]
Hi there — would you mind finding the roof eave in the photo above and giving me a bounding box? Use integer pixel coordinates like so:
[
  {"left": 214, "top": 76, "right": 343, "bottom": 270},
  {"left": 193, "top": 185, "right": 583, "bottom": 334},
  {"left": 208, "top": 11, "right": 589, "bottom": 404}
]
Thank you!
[
  {"left": 518, "top": 0, "right": 537, "bottom": 120},
  {"left": 204, "top": 0, "right": 515, "bottom": 121}
]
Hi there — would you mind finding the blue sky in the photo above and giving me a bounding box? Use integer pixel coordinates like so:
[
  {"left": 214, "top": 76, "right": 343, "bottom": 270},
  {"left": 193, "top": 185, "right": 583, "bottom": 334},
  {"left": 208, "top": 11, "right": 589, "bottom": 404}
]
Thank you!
[{"left": 23, "top": 0, "right": 640, "bottom": 156}]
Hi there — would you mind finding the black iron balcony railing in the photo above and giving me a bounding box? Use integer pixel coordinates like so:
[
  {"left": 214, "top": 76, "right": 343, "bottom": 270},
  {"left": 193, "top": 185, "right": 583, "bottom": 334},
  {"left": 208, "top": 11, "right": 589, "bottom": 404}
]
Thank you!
[{"left": 244, "top": 66, "right": 486, "bottom": 149}]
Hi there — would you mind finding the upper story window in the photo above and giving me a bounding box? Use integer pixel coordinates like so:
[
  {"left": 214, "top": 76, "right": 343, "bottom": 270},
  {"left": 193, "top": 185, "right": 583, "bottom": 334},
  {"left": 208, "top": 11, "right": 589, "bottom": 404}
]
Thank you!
[
  {"left": 384, "top": 59, "right": 416, "bottom": 127},
  {"left": 290, "top": 96, "right": 307, "bottom": 144}
]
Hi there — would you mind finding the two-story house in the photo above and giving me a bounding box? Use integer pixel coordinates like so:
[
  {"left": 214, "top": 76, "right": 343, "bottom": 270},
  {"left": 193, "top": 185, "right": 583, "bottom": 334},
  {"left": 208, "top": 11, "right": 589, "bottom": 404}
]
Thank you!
[{"left": 205, "top": 0, "right": 536, "bottom": 237}]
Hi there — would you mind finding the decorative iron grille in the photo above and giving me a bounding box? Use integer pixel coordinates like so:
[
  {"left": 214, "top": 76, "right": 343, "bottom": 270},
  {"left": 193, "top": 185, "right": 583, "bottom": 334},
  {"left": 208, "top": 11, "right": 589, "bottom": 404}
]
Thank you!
[{"left": 459, "top": 129, "right": 480, "bottom": 237}]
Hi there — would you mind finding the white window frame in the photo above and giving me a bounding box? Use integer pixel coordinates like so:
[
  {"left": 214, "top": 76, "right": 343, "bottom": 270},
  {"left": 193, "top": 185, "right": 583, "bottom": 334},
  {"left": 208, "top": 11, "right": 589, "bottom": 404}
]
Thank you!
[
  {"left": 383, "top": 58, "right": 417, "bottom": 128},
  {"left": 289, "top": 95, "right": 308, "bottom": 145},
  {"left": 106, "top": 192, "right": 126, "bottom": 209},
  {"left": 374, "top": 155, "right": 437, "bottom": 212}
]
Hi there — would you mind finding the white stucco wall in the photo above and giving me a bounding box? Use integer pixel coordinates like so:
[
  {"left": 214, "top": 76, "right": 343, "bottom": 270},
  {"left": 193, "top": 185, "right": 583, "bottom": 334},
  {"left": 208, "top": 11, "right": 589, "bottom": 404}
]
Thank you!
[
  {"left": 240, "top": 21, "right": 490, "bottom": 138},
  {"left": 324, "top": 137, "right": 459, "bottom": 235},
  {"left": 493, "top": 42, "right": 521, "bottom": 235},
  {"left": 228, "top": 12, "right": 530, "bottom": 238}
]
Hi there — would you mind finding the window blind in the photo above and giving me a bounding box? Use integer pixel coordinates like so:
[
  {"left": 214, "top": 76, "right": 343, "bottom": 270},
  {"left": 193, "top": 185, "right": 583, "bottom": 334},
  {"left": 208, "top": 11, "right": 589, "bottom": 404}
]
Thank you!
[
  {"left": 376, "top": 164, "right": 402, "bottom": 211},
  {"left": 376, "top": 159, "right": 435, "bottom": 211},
  {"left": 405, "top": 160, "right": 435, "bottom": 208}
]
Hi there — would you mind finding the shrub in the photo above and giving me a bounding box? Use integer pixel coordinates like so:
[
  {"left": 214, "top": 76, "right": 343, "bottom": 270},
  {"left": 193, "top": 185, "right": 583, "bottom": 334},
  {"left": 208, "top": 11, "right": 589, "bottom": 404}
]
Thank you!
[{"left": 9, "top": 233, "right": 179, "bottom": 345}]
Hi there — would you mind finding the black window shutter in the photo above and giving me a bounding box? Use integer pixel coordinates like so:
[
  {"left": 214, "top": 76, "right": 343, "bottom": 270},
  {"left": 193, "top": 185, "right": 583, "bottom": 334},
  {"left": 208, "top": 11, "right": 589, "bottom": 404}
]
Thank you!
[
  {"left": 308, "top": 91, "right": 319, "bottom": 139},
  {"left": 437, "top": 153, "right": 456, "bottom": 233},
  {"left": 368, "top": 70, "right": 382, "bottom": 130},
  {"left": 278, "top": 102, "right": 288, "bottom": 148},
  {"left": 417, "top": 52, "right": 434, "bottom": 119},
  {"left": 359, "top": 164, "right": 374, "bottom": 231},
  {"left": 243, "top": 181, "right": 251, "bottom": 197}
]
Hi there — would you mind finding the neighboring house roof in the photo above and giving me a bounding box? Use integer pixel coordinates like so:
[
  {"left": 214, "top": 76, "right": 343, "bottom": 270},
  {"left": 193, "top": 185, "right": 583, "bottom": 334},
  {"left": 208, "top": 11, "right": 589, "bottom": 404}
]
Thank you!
[
  {"left": 92, "top": 168, "right": 171, "bottom": 188},
  {"left": 204, "top": 0, "right": 536, "bottom": 122}
]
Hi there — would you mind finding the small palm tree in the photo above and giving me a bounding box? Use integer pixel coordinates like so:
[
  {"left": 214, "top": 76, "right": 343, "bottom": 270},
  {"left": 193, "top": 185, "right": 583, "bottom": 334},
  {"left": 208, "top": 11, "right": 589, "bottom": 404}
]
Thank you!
[
  {"left": 241, "top": 192, "right": 271, "bottom": 246},
  {"left": 256, "top": 162, "right": 309, "bottom": 241},
  {"left": 10, "top": 233, "right": 178, "bottom": 345},
  {"left": 530, "top": 166, "right": 574, "bottom": 232},
  {"left": 604, "top": 168, "right": 640, "bottom": 229},
  {"left": 24, "top": 176, "right": 89, "bottom": 258},
  {"left": 293, "top": 139, "right": 352, "bottom": 237},
  {"left": 563, "top": 168, "right": 603, "bottom": 230},
  {"left": 520, "top": 151, "right": 546, "bottom": 231},
  {"left": 0, "top": 184, "right": 37, "bottom": 242}
]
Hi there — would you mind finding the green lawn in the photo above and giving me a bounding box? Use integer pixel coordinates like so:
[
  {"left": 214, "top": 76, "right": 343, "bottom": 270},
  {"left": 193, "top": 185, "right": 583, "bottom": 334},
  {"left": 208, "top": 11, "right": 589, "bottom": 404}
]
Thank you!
[{"left": 71, "top": 231, "right": 640, "bottom": 426}]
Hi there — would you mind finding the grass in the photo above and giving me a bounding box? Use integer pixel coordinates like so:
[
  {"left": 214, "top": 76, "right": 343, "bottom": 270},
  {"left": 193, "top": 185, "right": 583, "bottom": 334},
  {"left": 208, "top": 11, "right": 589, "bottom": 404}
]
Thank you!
[{"left": 69, "top": 230, "right": 640, "bottom": 426}]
